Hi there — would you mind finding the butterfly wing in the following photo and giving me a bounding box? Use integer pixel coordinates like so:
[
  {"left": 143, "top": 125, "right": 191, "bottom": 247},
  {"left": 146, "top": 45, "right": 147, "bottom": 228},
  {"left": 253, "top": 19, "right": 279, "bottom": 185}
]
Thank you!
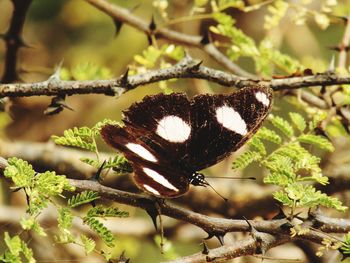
[
  {"left": 186, "top": 86, "right": 273, "bottom": 171},
  {"left": 101, "top": 124, "right": 189, "bottom": 198},
  {"left": 122, "top": 93, "right": 193, "bottom": 164}
]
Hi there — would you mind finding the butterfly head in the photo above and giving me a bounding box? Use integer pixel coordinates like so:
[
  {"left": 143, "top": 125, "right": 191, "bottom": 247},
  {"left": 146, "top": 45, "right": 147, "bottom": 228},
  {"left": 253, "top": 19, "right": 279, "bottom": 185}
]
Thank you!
[{"left": 189, "top": 172, "right": 208, "bottom": 187}]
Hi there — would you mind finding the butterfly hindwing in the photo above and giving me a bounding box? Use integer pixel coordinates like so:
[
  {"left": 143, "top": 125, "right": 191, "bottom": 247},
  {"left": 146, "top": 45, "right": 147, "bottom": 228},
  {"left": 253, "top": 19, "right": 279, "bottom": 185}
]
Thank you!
[{"left": 101, "top": 124, "right": 190, "bottom": 198}]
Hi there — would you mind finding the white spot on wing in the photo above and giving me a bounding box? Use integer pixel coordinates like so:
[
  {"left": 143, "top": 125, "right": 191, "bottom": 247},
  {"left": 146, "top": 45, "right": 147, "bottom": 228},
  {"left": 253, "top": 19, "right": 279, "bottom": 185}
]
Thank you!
[
  {"left": 156, "top": 115, "right": 191, "bottom": 143},
  {"left": 143, "top": 184, "right": 160, "bottom": 196},
  {"left": 126, "top": 143, "right": 157, "bottom": 162},
  {"left": 255, "top": 91, "right": 270, "bottom": 107},
  {"left": 216, "top": 106, "right": 247, "bottom": 135},
  {"left": 143, "top": 167, "right": 179, "bottom": 192}
]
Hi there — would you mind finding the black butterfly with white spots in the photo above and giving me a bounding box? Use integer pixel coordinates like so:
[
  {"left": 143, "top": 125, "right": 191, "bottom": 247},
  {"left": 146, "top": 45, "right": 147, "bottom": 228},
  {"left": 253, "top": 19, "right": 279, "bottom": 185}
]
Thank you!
[{"left": 101, "top": 86, "right": 273, "bottom": 198}]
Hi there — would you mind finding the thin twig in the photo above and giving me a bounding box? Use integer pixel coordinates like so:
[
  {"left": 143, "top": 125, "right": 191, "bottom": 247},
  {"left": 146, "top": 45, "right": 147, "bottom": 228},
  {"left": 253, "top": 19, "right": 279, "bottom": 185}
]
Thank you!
[{"left": 84, "top": 0, "right": 255, "bottom": 78}]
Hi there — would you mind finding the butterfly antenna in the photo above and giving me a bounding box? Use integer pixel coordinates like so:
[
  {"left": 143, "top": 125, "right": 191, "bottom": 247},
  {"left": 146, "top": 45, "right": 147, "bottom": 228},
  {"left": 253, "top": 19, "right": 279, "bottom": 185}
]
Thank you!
[
  {"left": 208, "top": 176, "right": 256, "bottom": 180},
  {"left": 205, "top": 180, "right": 228, "bottom": 202}
]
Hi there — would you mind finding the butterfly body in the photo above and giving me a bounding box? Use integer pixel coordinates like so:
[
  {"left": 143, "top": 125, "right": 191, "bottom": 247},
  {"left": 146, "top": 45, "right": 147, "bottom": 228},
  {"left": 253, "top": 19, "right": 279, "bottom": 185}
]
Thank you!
[{"left": 101, "top": 86, "right": 273, "bottom": 198}]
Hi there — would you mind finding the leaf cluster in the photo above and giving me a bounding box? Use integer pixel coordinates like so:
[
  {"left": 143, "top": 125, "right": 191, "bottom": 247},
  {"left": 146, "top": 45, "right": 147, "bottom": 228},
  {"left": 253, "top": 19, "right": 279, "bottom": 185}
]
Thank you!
[
  {"left": 56, "top": 191, "right": 129, "bottom": 258},
  {"left": 210, "top": 12, "right": 302, "bottom": 76},
  {"left": 52, "top": 119, "right": 132, "bottom": 178},
  {"left": 4, "top": 157, "right": 74, "bottom": 215},
  {"left": 0, "top": 233, "right": 35, "bottom": 263},
  {"left": 232, "top": 112, "right": 347, "bottom": 212}
]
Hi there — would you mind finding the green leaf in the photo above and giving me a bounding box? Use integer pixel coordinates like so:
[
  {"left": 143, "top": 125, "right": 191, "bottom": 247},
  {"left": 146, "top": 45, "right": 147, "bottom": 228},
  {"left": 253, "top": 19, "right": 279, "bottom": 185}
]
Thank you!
[
  {"left": 4, "top": 232, "right": 22, "bottom": 257},
  {"left": 264, "top": 0, "right": 289, "bottom": 29},
  {"left": 134, "top": 46, "right": 162, "bottom": 68},
  {"left": 256, "top": 127, "right": 282, "bottom": 144},
  {"left": 21, "top": 242, "right": 35, "bottom": 263},
  {"left": 212, "top": 12, "right": 258, "bottom": 61},
  {"left": 105, "top": 155, "right": 132, "bottom": 174},
  {"left": 248, "top": 137, "right": 266, "bottom": 155},
  {"left": 52, "top": 127, "right": 97, "bottom": 152},
  {"left": 80, "top": 157, "right": 100, "bottom": 168},
  {"left": 273, "top": 190, "right": 294, "bottom": 207},
  {"left": 71, "top": 62, "right": 113, "bottom": 80},
  {"left": 87, "top": 205, "right": 129, "bottom": 218},
  {"left": 4, "top": 157, "right": 35, "bottom": 188},
  {"left": 93, "top": 119, "right": 121, "bottom": 134},
  {"left": 84, "top": 217, "right": 115, "bottom": 247},
  {"left": 297, "top": 134, "right": 334, "bottom": 152},
  {"left": 81, "top": 234, "right": 95, "bottom": 254},
  {"left": 269, "top": 115, "right": 294, "bottom": 137},
  {"left": 232, "top": 151, "right": 261, "bottom": 170},
  {"left": 257, "top": 38, "right": 302, "bottom": 76},
  {"left": 289, "top": 112, "right": 306, "bottom": 132},
  {"left": 340, "top": 234, "right": 350, "bottom": 257},
  {"left": 20, "top": 216, "right": 46, "bottom": 236},
  {"left": 36, "top": 171, "right": 74, "bottom": 196},
  {"left": 58, "top": 207, "right": 73, "bottom": 230},
  {"left": 68, "top": 191, "right": 100, "bottom": 208}
]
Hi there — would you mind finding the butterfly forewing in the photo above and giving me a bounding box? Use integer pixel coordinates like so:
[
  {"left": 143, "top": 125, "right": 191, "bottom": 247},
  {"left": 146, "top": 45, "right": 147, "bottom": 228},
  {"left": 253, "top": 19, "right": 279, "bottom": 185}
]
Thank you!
[
  {"left": 122, "top": 93, "right": 192, "bottom": 163},
  {"left": 186, "top": 86, "right": 272, "bottom": 171}
]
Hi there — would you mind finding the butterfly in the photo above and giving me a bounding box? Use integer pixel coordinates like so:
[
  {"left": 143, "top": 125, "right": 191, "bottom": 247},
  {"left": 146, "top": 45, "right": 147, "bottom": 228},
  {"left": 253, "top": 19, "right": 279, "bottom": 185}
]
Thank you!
[{"left": 101, "top": 86, "right": 273, "bottom": 198}]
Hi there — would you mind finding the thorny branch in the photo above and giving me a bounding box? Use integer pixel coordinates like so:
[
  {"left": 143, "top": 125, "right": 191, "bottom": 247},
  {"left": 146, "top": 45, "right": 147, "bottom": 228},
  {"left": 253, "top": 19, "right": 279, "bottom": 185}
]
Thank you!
[
  {"left": 1, "top": 140, "right": 350, "bottom": 219},
  {"left": 0, "top": 55, "right": 350, "bottom": 100},
  {"left": 0, "top": 155, "right": 348, "bottom": 262}
]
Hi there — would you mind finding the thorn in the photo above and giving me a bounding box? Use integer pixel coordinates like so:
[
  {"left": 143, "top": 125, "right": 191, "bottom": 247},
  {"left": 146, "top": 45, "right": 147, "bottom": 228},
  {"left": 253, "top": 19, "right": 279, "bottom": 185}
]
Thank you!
[
  {"left": 191, "top": 60, "right": 203, "bottom": 71},
  {"left": 215, "top": 234, "right": 225, "bottom": 246},
  {"left": 120, "top": 68, "right": 129, "bottom": 87},
  {"left": 90, "top": 160, "right": 106, "bottom": 182},
  {"left": 48, "top": 60, "right": 64, "bottom": 82},
  {"left": 244, "top": 217, "right": 264, "bottom": 254},
  {"left": 116, "top": 250, "right": 131, "bottom": 263},
  {"left": 146, "top": 206, "right": 159, "bottom": 230},
  {"left": 113, "top": 19, "right": 123, "bottom": 36},
  {"left": 328, "top": 55, "right": 335, "bottom": 72},
  {"left": 149, "top": 15, "right": 156, "bottom": 31},
  {"left": 202, "top": 241, "right": 209, "bottom": 255},
  {"left": 147, "top": 34, "right": 153, "bottom": 45},
  {"left": 200, "top": 30, "right": 210, "bottom": 45}
]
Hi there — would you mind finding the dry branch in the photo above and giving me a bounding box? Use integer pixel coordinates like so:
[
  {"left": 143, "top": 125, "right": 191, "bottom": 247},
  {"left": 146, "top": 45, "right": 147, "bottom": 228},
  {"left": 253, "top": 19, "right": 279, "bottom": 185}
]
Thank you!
[{"left": 0, "top": 55, "right": 350, "bottom": 100}]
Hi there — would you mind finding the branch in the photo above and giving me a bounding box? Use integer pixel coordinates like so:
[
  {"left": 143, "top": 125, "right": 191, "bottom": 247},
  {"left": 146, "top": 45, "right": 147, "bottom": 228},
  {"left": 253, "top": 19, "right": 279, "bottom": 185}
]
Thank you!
[
  {"left": 1, "top": 0, "right": 32, "bottom": 83},
  {"left": 0, "top": 55, "right": 350, "bottom": 99},
  {"left": 84, "top": 0, "right": 255, "bottom": 78},
  {"left": 165, "top": 234, "right": 289, "bottom": 263}
]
